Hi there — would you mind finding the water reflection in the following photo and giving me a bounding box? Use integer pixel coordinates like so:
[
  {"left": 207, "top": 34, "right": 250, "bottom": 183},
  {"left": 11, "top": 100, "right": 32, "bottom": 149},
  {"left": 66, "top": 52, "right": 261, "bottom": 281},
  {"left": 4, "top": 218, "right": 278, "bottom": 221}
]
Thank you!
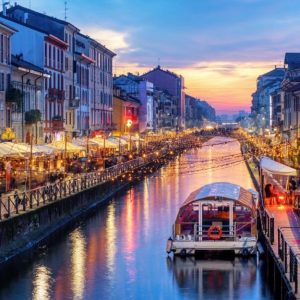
[
  {"left": 167, "top": 256, "right": 258, "bottom": 300},
  {"left": 0, "top": 137, "right": 274, "bottom": 300},
  {"left": 32, "top": 265, "right": 52, "bottom": 300},
  {"left": 106, "top": 204, "right": 117, "bottom": 279},
  {"left": 70, "top": 228, "right": 86, "bottom": 300}
]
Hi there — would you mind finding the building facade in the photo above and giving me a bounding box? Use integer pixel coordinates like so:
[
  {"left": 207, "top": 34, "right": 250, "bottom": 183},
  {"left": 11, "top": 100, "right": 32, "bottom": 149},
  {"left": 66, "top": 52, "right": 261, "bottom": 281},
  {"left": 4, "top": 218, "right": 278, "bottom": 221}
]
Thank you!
[
  {"left": 0, "top": 21, "right": 16, "bottom": 134},
  {"left": 142, "top": 65, "right": 185, "bottom": 129},
  {"left": 113, "top": 73, "right": 154, "bottom": 132},
  {"left": 10, "top": 55, "right": 47, "bottom": 143},
  {"left": 88, "top": 37, "right": 115, "bottom": 135},
  {"left": 251, "top": 67, "right": 285, "bottom": 133},
  {"left": 154, "top": 88, "right": 177, "bottom": 130},
  {"left": 112, "top": 86, "right": 140, "bottom": 135},
  {"left": 3, "top": 4, "right": 115, "bottom": 139}
]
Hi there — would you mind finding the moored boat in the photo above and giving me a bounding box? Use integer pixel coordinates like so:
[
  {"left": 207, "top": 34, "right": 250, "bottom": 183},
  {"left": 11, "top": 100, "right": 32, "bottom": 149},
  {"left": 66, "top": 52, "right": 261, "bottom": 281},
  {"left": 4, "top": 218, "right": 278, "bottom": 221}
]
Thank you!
[{"left": 167, "top": 182, "right": 258, "bottom": 256}]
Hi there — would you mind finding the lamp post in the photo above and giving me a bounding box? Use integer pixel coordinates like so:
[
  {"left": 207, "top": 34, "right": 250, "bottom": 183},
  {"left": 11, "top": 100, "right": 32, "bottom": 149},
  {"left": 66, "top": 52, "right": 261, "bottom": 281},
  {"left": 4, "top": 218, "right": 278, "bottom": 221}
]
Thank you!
[
  {"left": 103, "top": 133, "right": 106, "bottom": 158},
  {"left": 86, "top": 129, "right": 90, "bottom": 159},
  {"left": 64, "top": 130, "right": 67, "bottom": 179},
  {"left": 126, "top": 119, "right": 132, "bottom": 152},
  {"left": 29, "top": 126, "right": 33, "bottom": 191}
]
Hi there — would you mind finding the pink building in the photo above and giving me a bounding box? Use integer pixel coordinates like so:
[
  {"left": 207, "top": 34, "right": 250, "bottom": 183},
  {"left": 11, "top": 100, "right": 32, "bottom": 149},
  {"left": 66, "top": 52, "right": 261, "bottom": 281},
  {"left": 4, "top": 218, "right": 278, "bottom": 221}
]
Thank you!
[{"left": 142, "top": 65, "right": 185, "bottom": 129}]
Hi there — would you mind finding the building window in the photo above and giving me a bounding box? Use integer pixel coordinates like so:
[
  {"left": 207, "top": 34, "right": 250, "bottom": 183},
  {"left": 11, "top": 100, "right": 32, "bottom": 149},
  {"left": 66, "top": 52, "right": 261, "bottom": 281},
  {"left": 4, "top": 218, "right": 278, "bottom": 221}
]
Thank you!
[
  {"left": 0, "top": 73, "right": 4, "bottom": 91},
  {"left": 0, "top": 34, "right": 3, "bottom": 63},
  {"left": 49, "top": 45, "right": 52, "bottom": 68},
  {"left": 53, "top": 46, "right": 56, "bottom": 69},
  {"left": 44, "top": 43, "right": 47, "bottom": 66},
  {"left": 61, "top": 50, "right": 63, "bottom": 71},
  {"left": 65, "top": 57, "right": 68, "bottom": 71}
]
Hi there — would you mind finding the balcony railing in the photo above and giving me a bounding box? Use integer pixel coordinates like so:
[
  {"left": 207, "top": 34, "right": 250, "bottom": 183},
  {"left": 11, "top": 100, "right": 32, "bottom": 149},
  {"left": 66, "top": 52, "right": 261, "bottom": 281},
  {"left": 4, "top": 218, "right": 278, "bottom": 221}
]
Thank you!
[{"left": 48, "top": 88, "right": 65, "bottom": 101}]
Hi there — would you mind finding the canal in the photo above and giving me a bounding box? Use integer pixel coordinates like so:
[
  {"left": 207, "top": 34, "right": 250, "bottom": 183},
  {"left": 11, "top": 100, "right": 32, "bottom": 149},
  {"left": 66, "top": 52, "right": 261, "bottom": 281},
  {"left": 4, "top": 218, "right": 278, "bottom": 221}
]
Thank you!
[{"left": 0, "top": 137, "right": 275, "bottom": 300}]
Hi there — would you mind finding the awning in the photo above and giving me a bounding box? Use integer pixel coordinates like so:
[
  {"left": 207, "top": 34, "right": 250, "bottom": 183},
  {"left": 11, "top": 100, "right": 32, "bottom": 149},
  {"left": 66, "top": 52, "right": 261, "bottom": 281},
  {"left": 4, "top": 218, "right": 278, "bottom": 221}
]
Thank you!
[
  {"left": 260, "top": 156, "right": 297, "bottom": 176},
  {"left": 48, "top": 141, "right": 85, "bottom": 152},
  {"left": 89, "top": 138, "right": 117, "bottom": 149},
  {"left": 72, "top": 138, "right": 99, "bottom": 147},
  {"left": 0, "top": 142, "right": 41, "bottom": 156},
  {"left": 108, "top": 137, "right": 128, "bottom": 146},
  {"left": 34, "top": 145, "right": 56, "bottom": 155}
]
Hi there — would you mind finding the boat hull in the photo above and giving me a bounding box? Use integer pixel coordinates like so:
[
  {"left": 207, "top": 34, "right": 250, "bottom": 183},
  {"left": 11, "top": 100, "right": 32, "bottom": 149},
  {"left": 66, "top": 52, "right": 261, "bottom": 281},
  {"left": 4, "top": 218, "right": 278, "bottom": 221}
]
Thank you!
[{"left": 171, "top": 237, "right": 257, "bottom": 256}]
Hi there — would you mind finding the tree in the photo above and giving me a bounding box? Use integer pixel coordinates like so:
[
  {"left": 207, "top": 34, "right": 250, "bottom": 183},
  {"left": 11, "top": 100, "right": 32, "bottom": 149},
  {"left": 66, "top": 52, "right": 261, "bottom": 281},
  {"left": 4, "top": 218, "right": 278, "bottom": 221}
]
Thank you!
[
  {"left": 25, "top": 109, "right": 42, "bottom": 125},
  {"left": 5, "top": 87, "right": 22, "bottom": 111}
]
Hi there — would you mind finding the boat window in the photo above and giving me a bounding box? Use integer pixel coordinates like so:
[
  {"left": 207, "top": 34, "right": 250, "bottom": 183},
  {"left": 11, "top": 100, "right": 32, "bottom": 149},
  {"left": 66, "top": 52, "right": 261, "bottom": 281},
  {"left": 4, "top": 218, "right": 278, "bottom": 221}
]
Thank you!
[{"left": 234, "top": 205, "right": 250, "bottom": 212}]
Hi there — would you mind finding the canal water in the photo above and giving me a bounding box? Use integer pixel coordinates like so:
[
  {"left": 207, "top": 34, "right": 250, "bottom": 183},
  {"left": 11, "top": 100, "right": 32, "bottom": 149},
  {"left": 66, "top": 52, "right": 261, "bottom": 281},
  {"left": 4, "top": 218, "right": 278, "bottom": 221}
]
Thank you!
[{"left": 0, "top": 137, "right": 274, "bottom": 300}]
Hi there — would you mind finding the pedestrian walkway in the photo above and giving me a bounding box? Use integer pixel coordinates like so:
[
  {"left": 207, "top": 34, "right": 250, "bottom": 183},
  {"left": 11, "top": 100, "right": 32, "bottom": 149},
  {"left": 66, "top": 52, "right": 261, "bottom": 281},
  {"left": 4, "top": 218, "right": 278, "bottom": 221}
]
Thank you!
[{"left": 246, "top": 156, "right": 300, "bottom": 298}]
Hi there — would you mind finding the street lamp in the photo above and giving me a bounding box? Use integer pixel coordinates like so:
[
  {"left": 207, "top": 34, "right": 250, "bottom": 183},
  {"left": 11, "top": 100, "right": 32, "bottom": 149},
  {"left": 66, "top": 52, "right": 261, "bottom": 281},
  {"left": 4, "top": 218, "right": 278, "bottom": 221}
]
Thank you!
[
  {"left": 64, "top": 130, "right": 67, "bottom": 179},
  {"left": 126, "top": 119, "right": 133, "bottom": 152}
]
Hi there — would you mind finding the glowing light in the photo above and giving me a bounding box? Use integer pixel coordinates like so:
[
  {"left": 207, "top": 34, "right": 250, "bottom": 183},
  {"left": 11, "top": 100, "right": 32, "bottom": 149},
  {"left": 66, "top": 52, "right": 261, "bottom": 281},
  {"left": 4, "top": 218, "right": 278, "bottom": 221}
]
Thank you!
[
  {"left": 106, "top": 204, "right": 116, "bottom": 280},
  {"left": 32, "top": 265, "right": 52, "bottom": 300},
  {"left": 70, "top": 228, "right": 86, "bottom": 299}
]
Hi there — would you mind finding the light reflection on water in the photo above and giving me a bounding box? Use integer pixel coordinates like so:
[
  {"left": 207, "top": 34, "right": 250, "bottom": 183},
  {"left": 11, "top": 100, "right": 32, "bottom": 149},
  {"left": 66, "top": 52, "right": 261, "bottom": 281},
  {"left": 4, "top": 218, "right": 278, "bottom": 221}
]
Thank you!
[
  {"left": 32, "top": 265, "right": 52, "bottom": 300},
  {"left": 70, "top": 228, "right": 86, "bottom": 300},
  {"left": 0, "top": 137, "right": 274, "bottom": 300}
]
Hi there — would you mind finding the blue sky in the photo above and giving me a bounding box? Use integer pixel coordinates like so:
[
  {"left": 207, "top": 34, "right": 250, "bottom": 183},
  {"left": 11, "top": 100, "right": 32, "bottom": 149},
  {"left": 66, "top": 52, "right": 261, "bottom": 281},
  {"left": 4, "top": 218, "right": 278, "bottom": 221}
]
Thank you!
[{"left": 14, "top": 0, "right": 300, "bottom": 113}]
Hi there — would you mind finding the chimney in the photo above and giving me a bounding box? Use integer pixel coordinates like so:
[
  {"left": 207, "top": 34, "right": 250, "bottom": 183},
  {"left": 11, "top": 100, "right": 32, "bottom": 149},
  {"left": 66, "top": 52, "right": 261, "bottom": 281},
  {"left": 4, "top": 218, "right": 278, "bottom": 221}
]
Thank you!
[
  {"left": 2, "top": 1, "right": 9, "bottom": 16},
  {"left": 24, "top": 12, "right": 29, "bottom": 23}
]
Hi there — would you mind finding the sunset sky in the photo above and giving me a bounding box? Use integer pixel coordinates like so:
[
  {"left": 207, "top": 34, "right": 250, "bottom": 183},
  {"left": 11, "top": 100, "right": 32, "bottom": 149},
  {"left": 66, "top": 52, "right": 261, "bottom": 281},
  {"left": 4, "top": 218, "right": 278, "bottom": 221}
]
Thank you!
[{"left": 16, "top": 0, "right": 300, "bottom": 114}]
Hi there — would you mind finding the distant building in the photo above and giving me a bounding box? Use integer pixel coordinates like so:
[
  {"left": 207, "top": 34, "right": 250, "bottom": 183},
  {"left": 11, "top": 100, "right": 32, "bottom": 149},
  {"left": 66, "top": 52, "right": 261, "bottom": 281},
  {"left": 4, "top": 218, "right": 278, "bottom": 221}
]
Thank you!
[
  {"left": 270, "top": 89, "right": 285, "bottom": 135},
  {"left": 280, "top": 53, "right": 300, "bottom": 146},
  {"left": 142, "top": 66, "right": 185, "bottom": 129},
  {"left": 185, "top": 95, "right": 203, "bottom": 128},
  {"left": 251, "top": 67, "right": 285, "bottom": 133},
  {"left": 112, "top": 86, "right": 140, "bottom": 135},
  {"left": 197, "top": 99, "right": 216, "bottom": 122},
  {"left": 113, "top": 73, "right": 154, "bottom": 132},
  {"left": 154, "top": 88, "right": 177, "bottom": 131}
]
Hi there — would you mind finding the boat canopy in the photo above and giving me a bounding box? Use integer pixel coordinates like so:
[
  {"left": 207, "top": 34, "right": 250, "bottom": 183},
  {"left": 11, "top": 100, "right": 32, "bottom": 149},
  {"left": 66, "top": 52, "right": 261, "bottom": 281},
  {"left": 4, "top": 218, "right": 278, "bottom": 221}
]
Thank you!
[
  {"left": 180, "top": 182, "right": 254, "bottom": 209},
  {"left": 260, "top": 156, "right": 297, "bottom": 176}
]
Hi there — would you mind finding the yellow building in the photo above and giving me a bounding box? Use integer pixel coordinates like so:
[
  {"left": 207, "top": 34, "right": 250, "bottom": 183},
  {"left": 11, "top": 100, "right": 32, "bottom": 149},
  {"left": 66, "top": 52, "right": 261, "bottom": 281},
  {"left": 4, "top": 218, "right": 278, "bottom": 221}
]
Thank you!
[{"left": 113, "top": 87, "right": 140, "bottom": 136}]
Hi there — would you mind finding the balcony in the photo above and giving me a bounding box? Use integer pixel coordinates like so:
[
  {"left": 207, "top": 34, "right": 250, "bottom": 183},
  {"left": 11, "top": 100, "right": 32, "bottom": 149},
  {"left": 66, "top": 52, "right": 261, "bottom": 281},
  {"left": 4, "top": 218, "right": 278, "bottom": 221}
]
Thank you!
[
  {"left": 51, "top": 116, "right": 64, "bottom": 131},
  {"left": 69, "top": 98, "right": 80, "bottom": 108},
  {"left": 48, "top": 88, "right": 65, "bottom": 101}
]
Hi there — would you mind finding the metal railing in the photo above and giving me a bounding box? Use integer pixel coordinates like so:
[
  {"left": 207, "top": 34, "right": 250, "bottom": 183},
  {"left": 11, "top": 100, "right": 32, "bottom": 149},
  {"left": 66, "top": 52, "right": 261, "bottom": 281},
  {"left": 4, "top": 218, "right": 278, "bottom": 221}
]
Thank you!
[
  {"left": 174, "top": 222, "right": 253, "bottom": 241},
  {"left": 277, "top": 227, "right": 300, "bottom": 295},
  {"left": 0, "top": 157, "right": 146, "bottom": 220},
  {"left": 261, "top": 209, "right": 275, "bottom": 244}
]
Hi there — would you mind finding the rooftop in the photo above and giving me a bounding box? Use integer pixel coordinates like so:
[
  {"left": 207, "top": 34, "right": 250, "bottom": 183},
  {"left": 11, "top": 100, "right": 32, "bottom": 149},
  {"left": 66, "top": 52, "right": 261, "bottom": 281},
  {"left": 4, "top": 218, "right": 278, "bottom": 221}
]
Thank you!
[
  {"left": 260, "top": 67, "right": 285, "bottom": 78},
  {"left": 284, "top": 53, "right": 300, "bottom": 65},
  {"left": 0, "top": 20, "right": 17, "bottom": 33},
  {"left": 143, "top": 65, "right": 181, "bottom": 79},
  {"left": 6, "top": 4, "right": 79, "bottom": 31},
  {"left": 11, "top": 55, "right": 47, "bottom": 75},
  {"left": 181, "top": 182, "right": 254, "bottom": 209}
]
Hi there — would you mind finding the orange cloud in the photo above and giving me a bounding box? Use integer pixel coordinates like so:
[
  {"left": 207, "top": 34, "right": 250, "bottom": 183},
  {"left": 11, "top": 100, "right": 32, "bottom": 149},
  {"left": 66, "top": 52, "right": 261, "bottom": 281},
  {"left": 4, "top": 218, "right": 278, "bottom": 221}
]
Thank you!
[{"left": 114, "top": 60, "right": 279, "bottom": 114}]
